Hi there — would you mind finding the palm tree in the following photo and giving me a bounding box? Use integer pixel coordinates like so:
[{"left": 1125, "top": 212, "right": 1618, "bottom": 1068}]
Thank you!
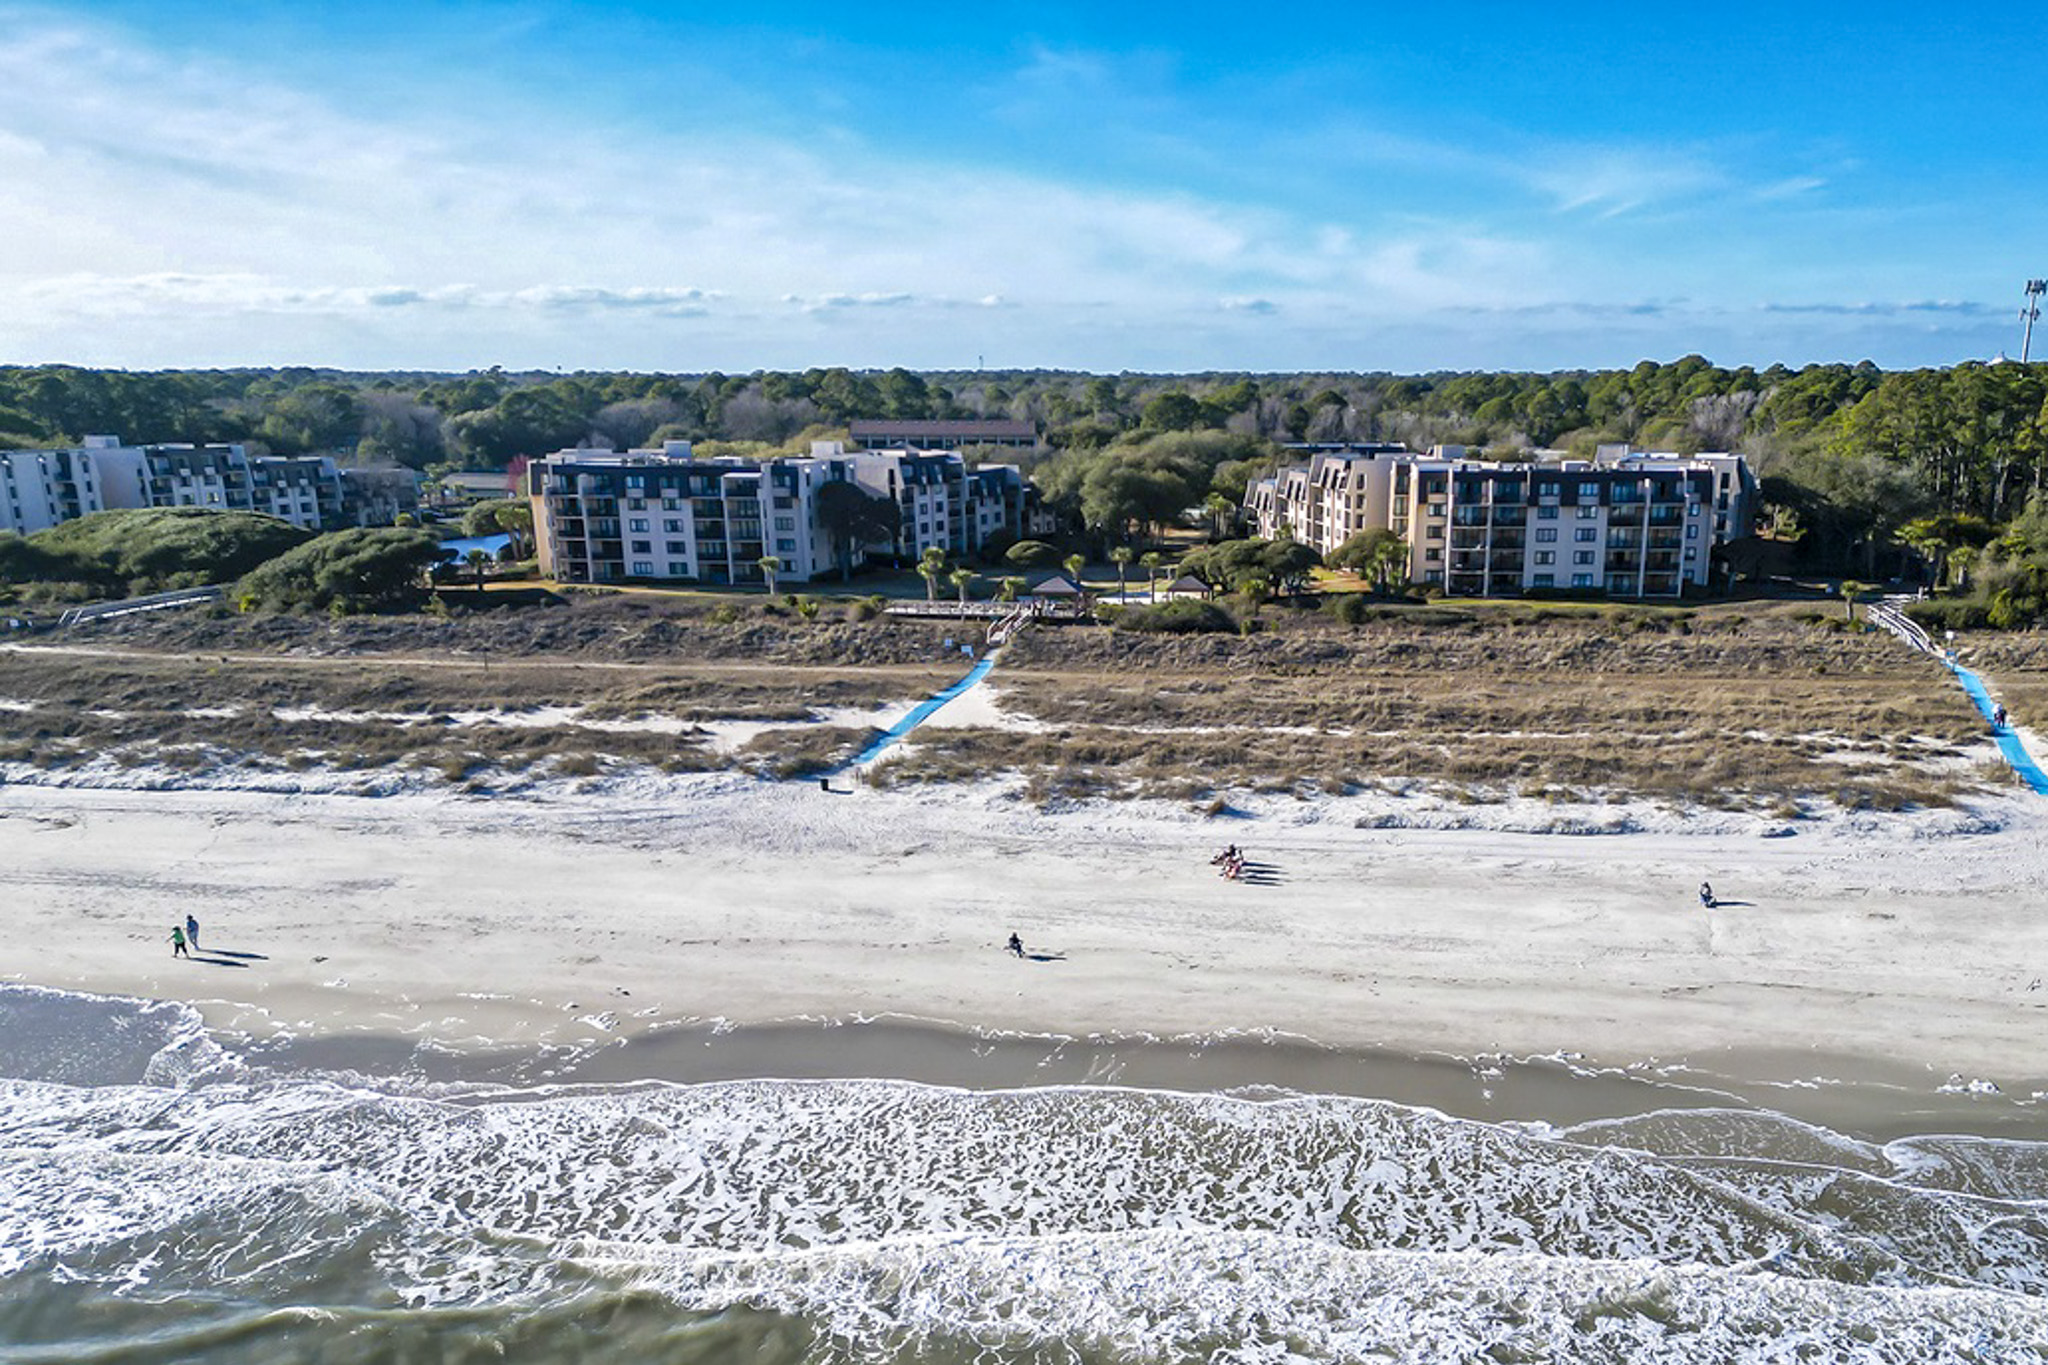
[
  {"left": 1240, "top": 574, "right": 1270, "bottom": 616},
  {"left": 1140, "top": 550, "right": 1163, "bottom": 601},
  {"left": 1202, "top": 493, "right": 1235, "bottom": 541},
  {"left": 1110, "top": 545, "right": 1134, "bottom": 600},
  {"left": 1839, "top": 578, "right": 1868, "bottom": 622},
  {"left": 998, "top": 576, "right": 1025, "bottom": 603},
  {"left": 465, "top": 548, "right": 489, "bottom": 595},
  {"left": 1371, "top": 538, "right": 1409, "bottom": 596},
  {"left": 1062, "top": 552, "right": 1086, "bottom": 588},
  {"left": 918, "top": 546, "right": 947, "bottom": 601},
  {"left": 756, "top": 555, "right": 782, "bottom": 596},
  {"left": 949, "top": 567, "right": 976, "bottom": 604}
]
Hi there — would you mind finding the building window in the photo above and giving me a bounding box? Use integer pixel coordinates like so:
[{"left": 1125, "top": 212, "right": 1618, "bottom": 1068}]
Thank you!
[
  {"left": 667, "top": 561, "right": 688, "bottom": 575},
  {"left": 629, "top": 518, "right": 649, "bottom": 532},
  {"left": 1536, "top": 506, "right": 1558, "bottom": 520},
  {"left": 1572, "top": 572, "right": 1595, "bottom": 587},
  {"left": 1537, "top": 481, "right": 1561, "bottom": 498},
  {"left": 631, "top": 539, "right": 652, "bottom": 553},
  {"left": 1533, "top": 573, "right": 1554, "bottom": 587},
  {"left": 665, "top": 540, "right": 686, "bottom": 554},
  {"left": 1577, "top": 506, "right": 1599, "bottom": 520},
  {"left": 774, "top": 516, "right": 795, "bottom": 532},
  {"left": 1426, "top": 526, "right": 1444, "bottom": 541},
  {"left": 1684, "top": 547, "right": 1698, "bottom": 561},
  {"left": 1573, "top": 550, "right": 1595, "bottom": 565},
  {"left": 1534, "top": 528, "right": 1557, "bottom": 543},
  {"left": 1686, "top": 525, "right": 1699, "bottom": 539},
  {"left": 1424, "top": 547, "right": 1442, "bottom": 563},
  {"left": 1577, "top": 482, "right": 1600, "bottom": 499},
  {"left": 1575, "top": 527, "right": 1597, "bottom": 542},
  {"left": 664, "top": 518, "right": 684, "bottom": 531},
  {"left": 1533, "top": 551, "right": 1555, "bottom": 565},
  {"left": 630, "top": 561, "right": 653, "bottom": 576}
]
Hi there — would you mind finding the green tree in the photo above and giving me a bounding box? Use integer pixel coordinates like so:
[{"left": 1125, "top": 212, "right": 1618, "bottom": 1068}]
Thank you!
[
  {"left": 998, "top": 575, "right": 1025, "bottom": 602},
  {"left": 1109, "top": 545, "right": 1134, "bottom": 599},
  {"left": 1139, "top": 549, "right": 1164, "bottom": 600},
  {"left": 757, "top": 555, "right": 783, "bottom": 596},
  {"left": 949, "top": 566, "right": 976, "bottom": 604},
  {"left": 815, "top": 481, "right": 902, "bottom": 582},
  {"left": 1062, "top": 552, "right": 1086, "bottom": 588},
  {"left": 237, "top": 527, "right": 444, "bottom": 613},
  {"left": 465, "top": 547, "right": 490, "bottom": 594},
  {"left": 918, "top": 546, "right": 947, "bottom": 601},
  {"left": 1005, "top": 539, "right": 1061, "bottom": 569}
]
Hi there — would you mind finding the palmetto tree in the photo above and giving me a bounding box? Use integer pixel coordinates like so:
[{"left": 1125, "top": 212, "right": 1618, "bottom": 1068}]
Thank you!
[
  {"left": 1062, "top": 552, "right": 1086, "bottom": 587},
  {"left": 918, "top": 546, "right": 947, "bottom": 601},
  {"left": 1110, "top": 545, "right": 1134, "bottom": 600},
  {"left": 1839, "top": 578, "right": 1869, "bottom": 622},
  {"left": 999, "top": 576, "right": 1025, "bottom": 603},
  {"left": 1140, "top": 550, "right": 1163, "bottom": 600},
  {"left": 1371, "top": 538, "right": 1409, "bottom": 595},
  {"left": 950, "top": 567, "right": 976, "bottom": 604},
  {"left": 757, "top": 555, "right": 782, "bottom": 596},
  {"left": 465, "top": 548, "right": 489, "bottom": 594}
]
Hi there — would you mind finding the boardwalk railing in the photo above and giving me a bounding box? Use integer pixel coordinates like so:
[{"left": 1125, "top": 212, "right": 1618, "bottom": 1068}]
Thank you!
[
  {"left": 1866, "top": 597, "right": 1935, "bottom": 656},
  {"left": 57, "top": 586, "right": 225, "bottom": 628}
]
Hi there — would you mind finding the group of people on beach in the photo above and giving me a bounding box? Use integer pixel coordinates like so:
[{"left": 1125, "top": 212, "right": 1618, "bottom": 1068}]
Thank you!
[
  {"left": 169, "top": 914, "right": 200, "bottom": 958},
  {"left": 1212, "top": 845, "right": 1247, "bottom": 880}
]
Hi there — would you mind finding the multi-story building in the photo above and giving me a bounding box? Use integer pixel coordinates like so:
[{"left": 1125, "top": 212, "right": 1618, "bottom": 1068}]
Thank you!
[
  {"left": 1246, "top": 444, "right": 1757, "bottom": 598},
  {"left": 0, "top": 436, "right": 148, "bottom": 534},
  {"left": 2, "top": 435, "right": 419, "bottom": 536},
  {"left": 527, "top": 440, "right": 1031, "bottom": 586}
]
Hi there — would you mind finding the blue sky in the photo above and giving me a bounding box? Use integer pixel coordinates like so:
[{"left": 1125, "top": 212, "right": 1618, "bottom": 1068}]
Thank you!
[{"left": 1, "top": 2, "right": 2039, "bottom": 373}]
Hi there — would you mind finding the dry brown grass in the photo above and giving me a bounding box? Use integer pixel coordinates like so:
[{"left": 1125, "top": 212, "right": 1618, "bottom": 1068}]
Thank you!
[{"left": 0, "top": 605, "right": 2004, "bottom": 807}]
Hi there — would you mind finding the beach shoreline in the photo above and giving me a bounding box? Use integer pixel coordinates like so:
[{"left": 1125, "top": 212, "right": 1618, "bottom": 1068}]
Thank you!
[{"left": 5, "top": 770, "right": 2047, "bottom": 1108}]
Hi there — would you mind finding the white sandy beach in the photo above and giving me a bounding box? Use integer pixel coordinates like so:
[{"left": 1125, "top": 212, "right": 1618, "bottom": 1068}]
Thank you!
[{"left": 5, "top": 766, "right": 2047, "bottom": 1084}]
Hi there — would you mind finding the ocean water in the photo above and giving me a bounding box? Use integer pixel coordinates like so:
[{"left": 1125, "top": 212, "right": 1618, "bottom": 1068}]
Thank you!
[{"left": 4, "top": 986, "right": 2048, "bottom": 1363}]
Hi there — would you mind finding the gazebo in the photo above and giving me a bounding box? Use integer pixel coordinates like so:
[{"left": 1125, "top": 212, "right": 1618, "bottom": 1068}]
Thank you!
[
  {"left": 1159, "top": 574, "right": 1211, "bottom": 600},
  {"left": 1025, "top": 573, "right": 1085, "bottom": 600}
]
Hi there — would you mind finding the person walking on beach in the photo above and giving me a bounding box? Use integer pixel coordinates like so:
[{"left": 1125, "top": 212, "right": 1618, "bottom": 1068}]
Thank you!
[
  {"left": 1995, "top": 704, "right": 2008, "bottom": 728},
  {"left": 1007, "top": 932, "right": 1025, "bottom": 958},
  {"left": 170, "top": 925, "right": 189, "bottom": 959},
  {"left": 185, "top": 914, "right": 200, "bottom": 953}
]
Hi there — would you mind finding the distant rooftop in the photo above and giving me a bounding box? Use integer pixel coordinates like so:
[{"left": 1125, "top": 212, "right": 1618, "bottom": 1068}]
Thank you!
[{"left": 849, "top": 419, "right": 1036, "bottom": 445}]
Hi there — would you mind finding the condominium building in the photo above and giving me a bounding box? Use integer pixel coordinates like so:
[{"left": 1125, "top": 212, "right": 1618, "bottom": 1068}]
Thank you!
[
  {"left": 142, "top": 444, "right": 417, "bottom": 531},
  {"left": 1, "top": 435, "right": 419, "bottom": 536},
  {"left": 527, "top": 440, "right": 1031, "bottom": 586},
  {"left": 0, "top": 436, "right": 147, "bottom": 535},
  {"left": 1246, "top": 444, "right": 1757, "bottom": 598}
]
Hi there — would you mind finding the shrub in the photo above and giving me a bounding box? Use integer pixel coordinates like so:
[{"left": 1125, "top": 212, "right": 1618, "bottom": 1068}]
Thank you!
[
  {"left": 1903, "top": 597, "right": 1993, "bottom": 632},
  {"left": 236, "top": 527, "right": 445, "bottom": 613},
  {"left": 1113, "top": 600, "right": 1238, "bottom": 634},
  {"left": 12, "top": 508, "right": 312, "bottom": 597}
]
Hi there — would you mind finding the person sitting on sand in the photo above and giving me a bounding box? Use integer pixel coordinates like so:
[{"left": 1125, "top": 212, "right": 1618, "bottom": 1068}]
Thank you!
[
  {"left": 1007, "top": 932, "right": 1024, "bottom": 958},
  {"left": 170, "top": 925, "right": 189, "bottom": 958},
  {"left": 1699, "top": 881, "right": 1715, "bottom": 909}
]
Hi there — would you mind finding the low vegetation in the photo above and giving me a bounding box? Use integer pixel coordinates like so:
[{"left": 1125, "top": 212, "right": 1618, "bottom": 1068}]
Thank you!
[
  {"left": 0, "top": 508, "right": 312, "bottom": 604},
  {"left": 0, "top": 595, "right": 2029, "bottom": 811}
]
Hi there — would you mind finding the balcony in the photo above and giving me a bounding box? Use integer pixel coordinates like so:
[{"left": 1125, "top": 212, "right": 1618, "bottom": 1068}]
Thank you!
[
  {"left": 1645, "top": 553, "right": 1681, "bottom": 571},
  {"left": 1647, "top": 529, "right": 1682, "bottom": 549},
  {"left": 1450, "top": 531, "right": 1487, "bottom": 551},
  {"left": 1607, "top": 531, "right": 1641, "bottom": 549},
  {"left": 1452, "top": 508, "right": 1488, "bottom": 527},
  {"left": 1643, "top": 573, "right": 1682, "bottom": 596},
  {"left": 1605, "top": 552, "right": 1641, "bottom": 572},
  {"left": 1488, "top": 552, "right": 1524, "bottom": 573},
  {"left": 1450, "top": 551, "right": 1488, "bottom": 572},
  {"left": 1646, "top": 507, "right": 1684, "bottom": 527},
  {"left": 1490, "top": 531, "right": 1526, "bottom": 551}
]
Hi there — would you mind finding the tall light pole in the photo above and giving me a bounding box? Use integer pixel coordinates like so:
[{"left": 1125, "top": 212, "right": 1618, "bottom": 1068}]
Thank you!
[{"left": 2023, "top": 279, "right": 2046, "bottom": 363}]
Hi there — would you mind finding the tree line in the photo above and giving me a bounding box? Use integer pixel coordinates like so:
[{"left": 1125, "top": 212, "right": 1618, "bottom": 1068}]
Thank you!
[{"left": 8, "top": 358, "right": 2048, "bottom": 594}]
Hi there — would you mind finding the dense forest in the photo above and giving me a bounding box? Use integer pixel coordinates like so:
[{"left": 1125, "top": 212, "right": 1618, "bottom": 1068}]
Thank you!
[{"left": 5, "top": 358, "right": 2048, "bottom": 615}]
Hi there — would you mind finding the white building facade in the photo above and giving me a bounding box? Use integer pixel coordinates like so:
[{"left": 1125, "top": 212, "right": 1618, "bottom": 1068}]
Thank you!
[
  {"left": 1246, "top": 444, "right": 1758, "bottom": 598},
  {"left": 528, "top": 441, "right": 1031, "bottom": 586},
  {"left": 0, "top": 436, "right": 149, "bottom": 535}
]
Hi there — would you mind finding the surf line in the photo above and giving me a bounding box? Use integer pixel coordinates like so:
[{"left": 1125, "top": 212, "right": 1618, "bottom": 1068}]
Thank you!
[{"left": 845, "top": 649, "right": 1002, "bottom": 770}]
